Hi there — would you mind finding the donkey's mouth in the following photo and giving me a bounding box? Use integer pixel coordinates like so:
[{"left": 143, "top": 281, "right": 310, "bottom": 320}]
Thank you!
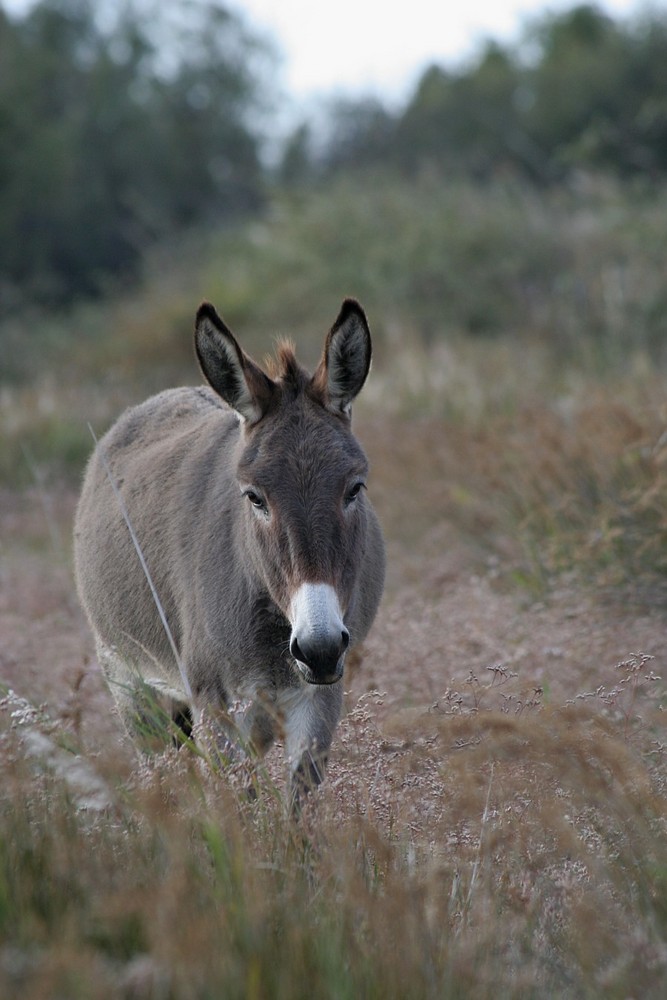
[{"left": 294, "top": 660, "right": 344, "bottom": 686}]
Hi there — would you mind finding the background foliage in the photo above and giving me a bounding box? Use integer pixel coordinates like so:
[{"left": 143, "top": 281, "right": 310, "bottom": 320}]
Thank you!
[
  {"left": 0, "top": 0, "right": 270, "bottom": 305},
  {"left": 302, "top": 3, "right": 667, "bottom": 182},
  {"left": 1, "top": 2, "right": 667, "bottom": 310}
]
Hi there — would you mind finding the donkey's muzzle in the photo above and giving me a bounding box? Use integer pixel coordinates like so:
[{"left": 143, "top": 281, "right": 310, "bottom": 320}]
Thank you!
[
  {"left": 290, "top": 629, "right": 349, "bottom": 685},
  {"left": 289, "top": 582, "right": 349, "bottom": 685}
]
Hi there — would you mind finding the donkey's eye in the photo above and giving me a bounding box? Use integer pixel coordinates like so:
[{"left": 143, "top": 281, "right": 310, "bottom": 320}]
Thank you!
[
  {"left": 243, "top": 488, "right": 267, "bottom": 512},
  {"left": 345, "top": 481, "right": 366, "bottom": 506}
]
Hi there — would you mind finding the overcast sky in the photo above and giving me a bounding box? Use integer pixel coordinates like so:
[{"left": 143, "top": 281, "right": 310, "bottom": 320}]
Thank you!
[
  {"left": 3, "top": 0, "right": 650, "bottom": 106},
  {"left": 229, "top": 0, "right": 647, "bottom": 106}
]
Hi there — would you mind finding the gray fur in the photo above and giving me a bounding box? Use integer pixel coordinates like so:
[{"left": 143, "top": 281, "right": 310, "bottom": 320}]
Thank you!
[{"left": 74, "top": 299, "right": 385, "bottom": 808}]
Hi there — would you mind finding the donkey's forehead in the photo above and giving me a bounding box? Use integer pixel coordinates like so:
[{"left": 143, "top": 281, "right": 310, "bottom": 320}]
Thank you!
[{"left": 236, "top": 397, "right": 367, "bottom": 480}]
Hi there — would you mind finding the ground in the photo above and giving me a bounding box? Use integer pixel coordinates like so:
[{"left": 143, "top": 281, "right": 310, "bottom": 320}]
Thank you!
[
  {"left": 2, "top": 481, "right": 665, "bottom": 778},
  {"left": 1, "top": 426, "right": 666, "bottom": 996}
]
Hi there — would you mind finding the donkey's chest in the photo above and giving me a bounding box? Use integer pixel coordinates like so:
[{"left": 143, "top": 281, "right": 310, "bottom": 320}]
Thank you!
[{"left": 214, "top": 599, "right": 294, "bottom": 686}]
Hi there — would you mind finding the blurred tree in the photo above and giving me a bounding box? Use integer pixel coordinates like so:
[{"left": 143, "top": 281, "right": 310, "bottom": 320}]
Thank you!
[
  {"left": 309, "top": 4, "right": 667, "bottom": 184},
  {"left": 316, "top": 97, "right": 396, "bottom": 174},
  {"left": 521, "top": 4, "right": 632, "bottom": 173},
  {"left": 0, "top": 0, "right": 272, "bottom": 307},
  {"left": 278, "top": 122, "right": 314, "bottom": 188},
  {"left": 517, "top": 4, "right": 667, "bottom": 176},
  {"left": 395, "top": 44, "right": 547, "bottom": 178}
]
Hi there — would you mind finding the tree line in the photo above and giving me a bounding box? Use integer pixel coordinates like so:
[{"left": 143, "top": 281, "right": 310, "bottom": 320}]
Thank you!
[
  {"left": 0, "top": 0, "right": 270, "bottom": 306},
  {"left": 1, "top": 1, "right": 666, "bottom": 309},
  {"left": 284, "top": 4, "right": 667, "bottom": 185}
]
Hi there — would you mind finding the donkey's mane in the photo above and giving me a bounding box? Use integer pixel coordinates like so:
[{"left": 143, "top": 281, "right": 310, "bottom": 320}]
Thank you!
[{"left": 265, "top": 338, "right": 310, "bottom": 389}]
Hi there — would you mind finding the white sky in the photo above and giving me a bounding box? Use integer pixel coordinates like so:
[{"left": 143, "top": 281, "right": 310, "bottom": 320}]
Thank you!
[
  {"left": 3, "top": 0, "right": 651, "bottom": 107},
  {"left": 230, "top": 0, "right": 648, "bottom": 106}
]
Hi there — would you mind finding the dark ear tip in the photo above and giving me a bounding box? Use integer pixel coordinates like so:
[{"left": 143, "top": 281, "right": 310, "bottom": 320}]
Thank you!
[
  {"left": 195, "top": 301, "right": 235, "bottom": 341},
  {"left": 195, "top": 301, "right": 218, "bottom": 326},
  {"left": 339, "top": 298, "right": 367, "bottom": 322},
  {"left": 331, "top": 300, "right": 371, "bottom": 350}
]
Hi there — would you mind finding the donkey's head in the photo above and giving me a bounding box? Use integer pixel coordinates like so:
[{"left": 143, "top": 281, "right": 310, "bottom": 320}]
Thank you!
[{"left": 195, "top": 299, "right": 374, "bottom": 685}]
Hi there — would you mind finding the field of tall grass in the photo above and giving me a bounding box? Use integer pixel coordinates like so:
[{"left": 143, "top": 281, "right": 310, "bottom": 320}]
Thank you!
[
  {"left": 1, "top": 667, "right": 666, "bottom": 999},
  {"left": 1, "top": 172, "right": 666, "bottom": 996}
]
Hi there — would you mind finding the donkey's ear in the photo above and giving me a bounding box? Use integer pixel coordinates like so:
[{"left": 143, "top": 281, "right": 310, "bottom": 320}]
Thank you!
[
  {"left": 194, "top": 303, "right": 274, "bottom": 423},
  {"left": 313, "top": 299, "right": 372, "bottom": 416}
]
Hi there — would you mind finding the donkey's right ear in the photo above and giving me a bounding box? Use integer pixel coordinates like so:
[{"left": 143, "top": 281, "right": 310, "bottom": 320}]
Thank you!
[
  {"left": 312, "top": 299, "right": 372, "bottom": 416},
  {"left": 194, "top": 303, "right": 275, "bottom": 423}
]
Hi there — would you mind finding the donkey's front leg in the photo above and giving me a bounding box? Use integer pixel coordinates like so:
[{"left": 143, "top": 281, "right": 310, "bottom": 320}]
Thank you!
[
  {"left": 189, "top": 686, "right": 278, "bottom": 800},
  {"left": 281, "top": 682, "right": 343, "bottom": 812}
]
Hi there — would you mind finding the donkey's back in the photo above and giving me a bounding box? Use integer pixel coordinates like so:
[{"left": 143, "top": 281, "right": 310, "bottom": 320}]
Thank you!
[{"left": 75, "top": 385, "right": 240, "bottom": 687}]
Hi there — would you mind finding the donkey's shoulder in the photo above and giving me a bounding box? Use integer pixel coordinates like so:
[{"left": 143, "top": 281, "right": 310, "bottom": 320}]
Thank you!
[
  {"left": 141, "top": 385, "right": 231, "bottom": 421},
  {"left": 103, "top": 385, "right": 236, "bottom": 455}
]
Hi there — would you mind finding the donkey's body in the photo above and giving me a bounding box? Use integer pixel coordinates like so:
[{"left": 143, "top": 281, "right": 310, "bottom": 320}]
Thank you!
[{"left": 74, "top": 300, "right": 384, "bottom": 803}]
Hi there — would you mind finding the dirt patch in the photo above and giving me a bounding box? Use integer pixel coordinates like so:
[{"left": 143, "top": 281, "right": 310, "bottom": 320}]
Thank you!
[
  {"left": 1, "top": 488, "right": 123, "bottom": 753},
  {"left": 2, "top": 475, "right": 665, "bottom": 997},
  {"left": 2, "top": 485, "right": 665, "bottom": 770}
]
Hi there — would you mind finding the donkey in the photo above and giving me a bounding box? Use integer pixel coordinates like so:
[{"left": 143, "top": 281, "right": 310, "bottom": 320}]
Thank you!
[{"left": 74, "top": 298, "right": 385, "bottom": 806}]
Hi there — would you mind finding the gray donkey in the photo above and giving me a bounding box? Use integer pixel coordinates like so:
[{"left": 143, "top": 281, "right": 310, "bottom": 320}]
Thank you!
[{"left": 74, "top": 299, "right": 385, "bottom": 805}]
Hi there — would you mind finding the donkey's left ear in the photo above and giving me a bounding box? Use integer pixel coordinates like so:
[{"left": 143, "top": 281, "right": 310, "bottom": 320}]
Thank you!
[
  {"left": 194, "top": 302, "right": 275, "bottom": 423},
  {"left": 314, "top": 299, "right": 372, "bottom": 416}
]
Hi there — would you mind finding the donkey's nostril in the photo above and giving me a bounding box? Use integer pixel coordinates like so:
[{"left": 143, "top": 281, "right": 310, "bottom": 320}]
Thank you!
[
  {"left": 341, "top": 628, "right": 350, "bottom": 651},
  {"left": 290, "top": 636, "right": 304, "bottom": 663}
]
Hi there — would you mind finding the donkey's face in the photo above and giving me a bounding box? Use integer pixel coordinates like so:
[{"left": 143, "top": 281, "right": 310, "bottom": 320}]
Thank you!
[{"left": 195, "top": 300, "right": 373, "bottom": 685}]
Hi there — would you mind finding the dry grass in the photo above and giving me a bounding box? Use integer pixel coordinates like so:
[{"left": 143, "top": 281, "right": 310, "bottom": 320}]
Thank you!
[
  {"left": 2, "top": 203, "right": 667, "bottom": 991},
  {"left": 0, "top": 654, "right": 664, "bottom": 999},
  {"left": 1, "top": 367, "right": 667, "bottom": 996},
  {"left": 360, "top": 346, "right": 667, "bottom": 600}
]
